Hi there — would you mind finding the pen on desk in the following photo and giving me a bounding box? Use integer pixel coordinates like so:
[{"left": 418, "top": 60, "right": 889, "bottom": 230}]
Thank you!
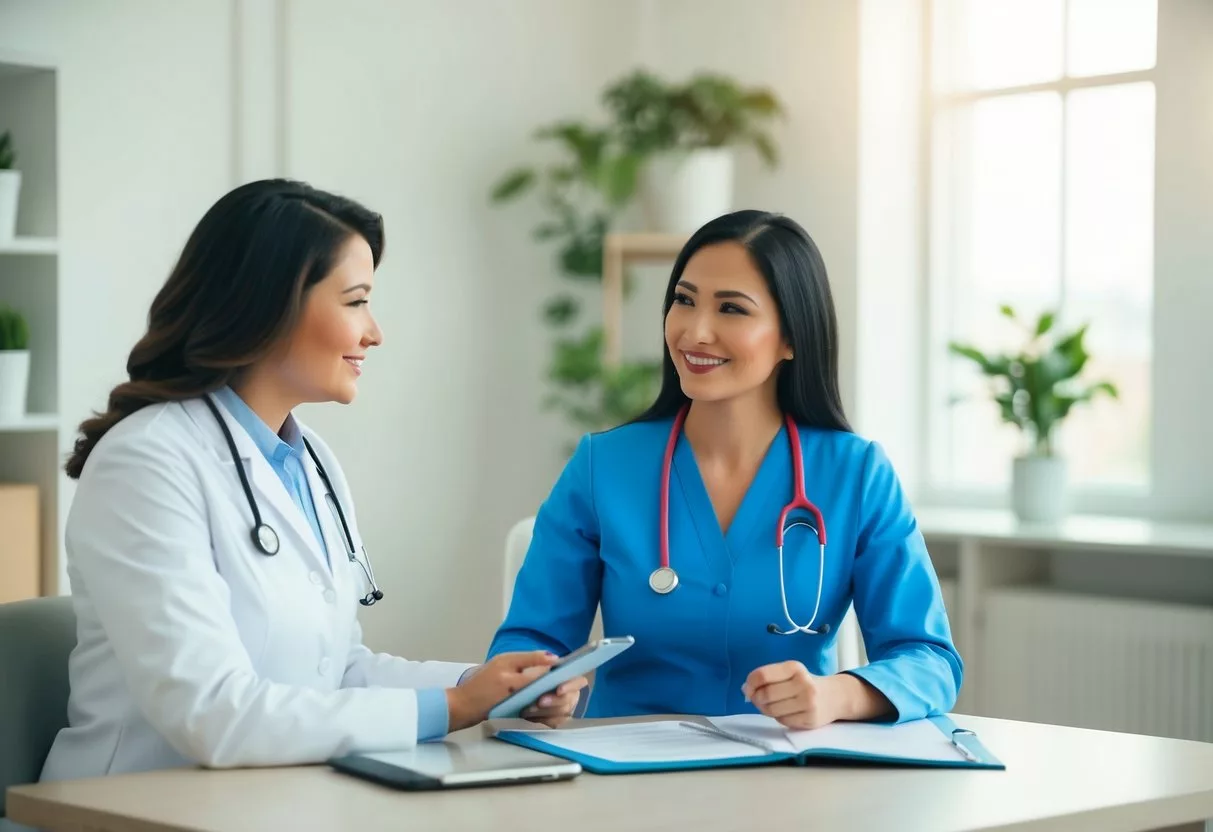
[
  {"left": 678, "top": 721, "right": 774, "bottom": 754},
  {"left": 950, "top": 729, "right": 981, "bottom": 763}
]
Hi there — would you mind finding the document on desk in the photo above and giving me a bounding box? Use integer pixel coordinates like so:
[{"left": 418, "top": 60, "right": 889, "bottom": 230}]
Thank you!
[
  {"left": 493, "top": 715, "right": 1005, "bottom": 775},
  {"left": 507, "top": 721, "right": 771, "bottom": 764}
]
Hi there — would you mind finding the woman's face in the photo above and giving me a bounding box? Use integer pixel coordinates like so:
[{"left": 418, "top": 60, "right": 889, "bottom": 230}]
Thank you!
[
  {"left": 275, "top": 235, "right": 383, "bottom": 405},
  {"left": 664, "top": 241, "right": 792, "bottom": 404}
]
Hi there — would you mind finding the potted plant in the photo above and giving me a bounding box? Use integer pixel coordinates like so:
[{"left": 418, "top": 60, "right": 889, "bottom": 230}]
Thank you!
[
  {"left": 0, "top": 304, "right": 30, "bottom": 421},
  {"left": 604, "top": 70, "right": 783, "bottom": 233},
  {"left": 948, "top": 306, "right": 1118, "bottom": 523},
  {"left": 491, "top": 119, "right": 661, "bottom": 438},
  {"left": 0, "top": 130, "right": 19, "bottom": 241}
]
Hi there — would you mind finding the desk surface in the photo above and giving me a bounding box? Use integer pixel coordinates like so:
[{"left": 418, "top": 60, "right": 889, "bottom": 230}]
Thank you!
[{"left": 9, "top": 714, "right": 1213, "bottom": 832}]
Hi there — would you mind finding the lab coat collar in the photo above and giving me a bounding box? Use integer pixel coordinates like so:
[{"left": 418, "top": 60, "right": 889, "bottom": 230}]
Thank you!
[{"left": 181, "top": 395, "right": 332, "bottom": 575}]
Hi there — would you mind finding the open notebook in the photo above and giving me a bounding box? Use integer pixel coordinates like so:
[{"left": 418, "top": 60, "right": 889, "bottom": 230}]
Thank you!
[{"left": 493, "top": 714, "right": 1004, "bottom": 774}]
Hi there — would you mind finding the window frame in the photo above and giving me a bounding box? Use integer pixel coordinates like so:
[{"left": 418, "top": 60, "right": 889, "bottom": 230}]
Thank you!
[{"left": 917, "top": 0, "right": 1158, "bottom": 512}]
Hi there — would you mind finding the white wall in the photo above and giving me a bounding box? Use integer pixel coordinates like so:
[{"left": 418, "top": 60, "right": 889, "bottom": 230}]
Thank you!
[
  {"left": 0, "top": 0, "right": 652, "bottom": 661},
  {"left": 283, "top": 0, "right": 648, "bottom": 660},
  {"left": 634, "top": 0, "right": 862, "bottom": 417}
]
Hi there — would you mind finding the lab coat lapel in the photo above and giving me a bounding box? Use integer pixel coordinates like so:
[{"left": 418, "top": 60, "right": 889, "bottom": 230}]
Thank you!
[
  {"left": 671, "top": 434, "right": 732, "bottom": 582},
  {"left": 303, "top": 447, "right": 347, "bottom": 574},
  {"left": 189, "top": 397, "right": 330, "bottom": 571}
]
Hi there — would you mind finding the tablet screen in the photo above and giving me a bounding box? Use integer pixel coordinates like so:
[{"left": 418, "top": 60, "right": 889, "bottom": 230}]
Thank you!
[{"left": 358, "top": 741, "right": 573, "bottom": 780}]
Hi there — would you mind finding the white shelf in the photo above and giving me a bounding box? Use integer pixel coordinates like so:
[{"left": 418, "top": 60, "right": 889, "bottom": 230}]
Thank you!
[
  {"left": 0, "top": 413, "right": 59, "bottom": 432},
  {"left": 0, "top": 237, "right": 58, "bottom": 255},
  {"left": 916, "top": 506, "right": 1213, "bottom": 559}
]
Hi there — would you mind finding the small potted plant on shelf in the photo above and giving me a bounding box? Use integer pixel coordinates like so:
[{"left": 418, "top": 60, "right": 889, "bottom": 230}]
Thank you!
[
  {"left": 0, "top": 303, "right": 31, "bottom": 422},
  {"left": 0, "top": 130, "right": 20, "bottom": 241},
  {"left": 948, "top": 305, "right": 1119, "bottom": 523},
  {"left": 604, "top": 70, "right": 783, "bottom": 233}
]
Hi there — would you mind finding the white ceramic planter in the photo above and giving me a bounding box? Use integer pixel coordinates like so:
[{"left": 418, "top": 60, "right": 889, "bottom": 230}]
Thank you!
[
  {"left": 0, "top": 170, "right": 21, "bottom": 241},
  {"left": 641, "top": 147, "right": 734, "bottom": 233},
  {"left": 0, "top": 350, "right": 30, "bottom": 421},
  {"left": 1011, "top": 454, "right": 1068, "bottom": 523}
]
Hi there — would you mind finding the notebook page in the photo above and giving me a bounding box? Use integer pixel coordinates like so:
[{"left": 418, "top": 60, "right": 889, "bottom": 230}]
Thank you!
[
  {"left": 787, "top": 719, "right": 966, "bottom": 763},
  {"left": 507, "top": 721, "right": 771, "bottom": 763}
]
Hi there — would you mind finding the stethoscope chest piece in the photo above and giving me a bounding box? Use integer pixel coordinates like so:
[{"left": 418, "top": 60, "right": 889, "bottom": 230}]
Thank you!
[
  {"left": 253, "top": 523, "right": 280, "bottom": 556},
  {"left": 649, "top": 566, "right": 679, "bottom": 594}
]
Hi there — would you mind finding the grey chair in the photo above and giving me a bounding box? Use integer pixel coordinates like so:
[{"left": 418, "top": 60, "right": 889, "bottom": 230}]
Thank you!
[{"left": 0, "top": 597, "right": 76, "bottom": 820}]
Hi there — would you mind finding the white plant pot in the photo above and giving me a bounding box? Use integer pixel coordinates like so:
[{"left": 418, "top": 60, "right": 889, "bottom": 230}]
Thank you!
[
  {"left": 0, "top": 170, "right": 21, "bottom": 241},
  {"left": 0, "top": 350, "right": 30, "bottom": 421},
  {"left": 641, "top": 148, "right": 734, "bottom": 233},
  {"left": 1011, "top": 455, "right": 1068, "bottom": 523}
]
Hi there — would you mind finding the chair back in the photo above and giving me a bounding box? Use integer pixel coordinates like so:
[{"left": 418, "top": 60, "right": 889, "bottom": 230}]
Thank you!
[
  {"left": 502, "top": 517, "right": 536, "bottom": 615},
  {"left": 0, "top": 596, "right": 76, "bottom": 818}
]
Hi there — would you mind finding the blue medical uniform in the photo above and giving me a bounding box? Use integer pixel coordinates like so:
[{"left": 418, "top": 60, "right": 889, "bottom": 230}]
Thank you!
[{"left": 487, "top": 417, "right": 962, "bottom": 723}]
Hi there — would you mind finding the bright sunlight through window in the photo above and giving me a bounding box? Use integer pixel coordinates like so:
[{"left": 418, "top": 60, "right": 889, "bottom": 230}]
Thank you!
[{"left": 927, "top": 0, "right": 1156, "bottom": 490}]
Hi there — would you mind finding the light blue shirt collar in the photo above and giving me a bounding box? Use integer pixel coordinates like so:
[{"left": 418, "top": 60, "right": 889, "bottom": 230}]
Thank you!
[{"left": 210, "top": 386, "right": 304, "bottom": 463}]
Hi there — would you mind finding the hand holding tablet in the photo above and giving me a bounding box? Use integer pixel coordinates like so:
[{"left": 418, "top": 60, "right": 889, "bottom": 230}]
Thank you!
[{"left": 488, "top": 636, "right": 635, "bottom": 721}]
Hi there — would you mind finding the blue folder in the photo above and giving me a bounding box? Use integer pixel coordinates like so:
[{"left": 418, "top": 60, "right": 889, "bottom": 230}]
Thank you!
[{"left": 495, "top": 715, "right": 1004, "bottom": 775}]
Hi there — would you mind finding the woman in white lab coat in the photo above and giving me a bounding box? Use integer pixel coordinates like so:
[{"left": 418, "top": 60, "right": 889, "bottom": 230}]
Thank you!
[{"left": 40, "top": 179, "right": 584, "bottom": 782}]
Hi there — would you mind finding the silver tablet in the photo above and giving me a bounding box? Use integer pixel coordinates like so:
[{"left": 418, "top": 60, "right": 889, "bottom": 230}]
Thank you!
[{"left": 329, "top": 740, "right": 582, "bottom": 790}]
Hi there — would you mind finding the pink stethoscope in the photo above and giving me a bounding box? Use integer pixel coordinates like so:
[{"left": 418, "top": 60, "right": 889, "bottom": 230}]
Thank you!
[{"left": 650, "top": 405, "right": 832, "bottom": 636}]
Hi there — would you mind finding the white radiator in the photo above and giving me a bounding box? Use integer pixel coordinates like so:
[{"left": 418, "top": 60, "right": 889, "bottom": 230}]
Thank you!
[{"left": 978, "top": 587, "right": 1213, "bottom": 742}]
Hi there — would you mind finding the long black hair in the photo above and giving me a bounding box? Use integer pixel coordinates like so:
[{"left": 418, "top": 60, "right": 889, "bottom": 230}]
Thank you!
[
  {"left": 65, "top": 178, "right": 384, "bottom": 478},
  {"left": 632, "top": 210, "right": 851, "bottom": 432}
]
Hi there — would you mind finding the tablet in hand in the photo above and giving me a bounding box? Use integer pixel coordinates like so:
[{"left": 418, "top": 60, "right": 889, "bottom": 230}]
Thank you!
[{"left": 487, "top": 636, "right": 635, "bottom": 720}]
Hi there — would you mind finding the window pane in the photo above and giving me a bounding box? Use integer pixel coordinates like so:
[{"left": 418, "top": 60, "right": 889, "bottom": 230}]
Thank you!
[
  {"left": 930, "top": 93, "right": 1062, "bottom": 485},
  {"left": 1067, "top": 0, "right": 1157, "bottom": 78},
  {"left": 1059, "top": 83, "right": 1154, "bottom": 485},
  {"left": 933, "top": 0, "right": 1064, "bottom": 92}
]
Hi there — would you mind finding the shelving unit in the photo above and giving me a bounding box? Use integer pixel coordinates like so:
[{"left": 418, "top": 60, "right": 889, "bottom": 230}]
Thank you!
[
  {"left": 0, "top": 52, "right": 62, "bottom": 599},
  {"left": 601, "top": 233, "right": 687, "bottom": 366}
]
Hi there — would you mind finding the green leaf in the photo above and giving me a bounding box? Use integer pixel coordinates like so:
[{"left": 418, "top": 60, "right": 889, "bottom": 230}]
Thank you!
[
  {"left": 490, "top": 168, "right": 536, "bottom": 202},
  {"left": 999, "top": 304, "right": 1016, "bottom": 320},
  {"left": 0, "top": 304, "right": 29, "bottom": 350},
  {"left": 751, "top": 131, "right": 779, "bottom": 168},
  {"left": 1035, "top": 311, "right": 1055, "bottom": 336},
  {"left": 596, "top": 152, "right": 641, "bottom": 207},
  {"left": 532, "top": 222, "right": 564, "bottom": 241},
  {"left": 948, "top": 342, "right": 1009, "bottom": 376},
  {"left": 542, "top": 295, "right": 580, "bottom": 326}
]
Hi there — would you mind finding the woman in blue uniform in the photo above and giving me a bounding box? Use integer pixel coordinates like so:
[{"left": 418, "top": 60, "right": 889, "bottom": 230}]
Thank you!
[{"left": 489, "top": 210, "right": 961, "bottom": 729}]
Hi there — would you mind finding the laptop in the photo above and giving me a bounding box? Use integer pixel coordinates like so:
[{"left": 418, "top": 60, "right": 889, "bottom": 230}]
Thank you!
[{"left": 329, "top": 739, "right": 582, "bottom": 790}]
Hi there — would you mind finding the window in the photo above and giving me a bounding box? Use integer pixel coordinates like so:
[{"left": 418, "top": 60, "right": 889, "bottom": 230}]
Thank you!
[{"left": 926, "top": 0, "right": 1156, "bottom": 492}]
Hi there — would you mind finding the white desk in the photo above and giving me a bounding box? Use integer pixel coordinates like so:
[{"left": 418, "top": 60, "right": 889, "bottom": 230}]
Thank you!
[{"left": 8, "top": 714, "right": 1213, "bottom": 832}]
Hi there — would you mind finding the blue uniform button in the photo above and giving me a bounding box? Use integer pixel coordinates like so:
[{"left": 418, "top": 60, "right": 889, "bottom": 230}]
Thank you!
[{"left": 714, "top": 583, "right": 728, "bottom": 596}]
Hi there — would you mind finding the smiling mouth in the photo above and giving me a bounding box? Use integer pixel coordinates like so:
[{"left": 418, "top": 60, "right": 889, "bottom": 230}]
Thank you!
[
  {"left": 344, "top": 357, "right": 364, "bottom": 375},
  {"left": 681, "top": 351, "right": 729, "bottom": 374}
]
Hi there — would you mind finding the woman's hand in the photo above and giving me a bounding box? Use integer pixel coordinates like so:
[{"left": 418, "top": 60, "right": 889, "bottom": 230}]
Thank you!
[
  {"left": 742, "top": 662, "right": 893, "bottom": 730},
  {"left": 445, "top": 651, "right": 558, "bottom": 732},
  {"left": 520, "top": 675, "right": 589, "bottom": 728}
]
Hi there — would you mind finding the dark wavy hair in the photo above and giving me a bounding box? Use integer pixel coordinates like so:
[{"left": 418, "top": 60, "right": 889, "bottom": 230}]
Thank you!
[
  {"left": 65, "top": 178, "right": 384, "bottom": 479},
  {"left": 632, "top": 209, "right": 850, "bottom": 432}
]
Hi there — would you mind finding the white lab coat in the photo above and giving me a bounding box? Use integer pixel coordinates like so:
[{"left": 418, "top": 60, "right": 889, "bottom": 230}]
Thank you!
[{"left": 39, "top": 396, "right": 472, "bottom": 782}]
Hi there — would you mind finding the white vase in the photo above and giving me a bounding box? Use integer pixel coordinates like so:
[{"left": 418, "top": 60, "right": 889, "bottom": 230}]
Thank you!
[
  {"left": 641, "top": 147, "right": 734, "bottom": 233},
  {"left": 1011, "top": 455, "right": 1068, "bottom": 523},
  {"left": 0, "top": 170, "right": 21, "bottom": 241},
  {"left": 0, "top": 350, "right": 30, "bottom": 421}
]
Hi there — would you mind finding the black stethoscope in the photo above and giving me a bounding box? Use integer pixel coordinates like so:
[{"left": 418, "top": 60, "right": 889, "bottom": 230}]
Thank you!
[{"left": 203, "top": 395, "right": 385, "bottom": 606}]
